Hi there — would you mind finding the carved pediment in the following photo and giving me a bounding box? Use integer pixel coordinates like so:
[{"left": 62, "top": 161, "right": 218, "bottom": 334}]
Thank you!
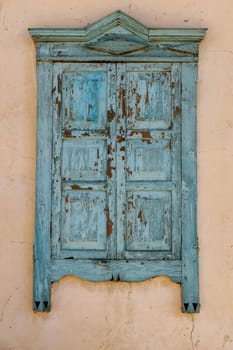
[
  {"left": 86, "top": 37, "right": 148, "bottom": 55},
  {"left": 29, "top": 10, "right": 207, "bottom": 43}
]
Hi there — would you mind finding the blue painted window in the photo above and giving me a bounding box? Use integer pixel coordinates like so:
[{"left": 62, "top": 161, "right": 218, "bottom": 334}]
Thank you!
[
  {"left": 29, "top": 11, "right": 206, "bottom": 312},
  {"left": 51, "top": 62, "right": 181, "bottom": 262}
]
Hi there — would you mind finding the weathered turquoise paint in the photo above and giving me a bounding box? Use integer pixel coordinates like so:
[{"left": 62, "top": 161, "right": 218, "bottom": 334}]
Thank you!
[
  {"left": 33, "top": 62, "right": 53, "bottom": 312},
  {"left": 29, "top": 11, "right": 206, "bottom": 312}
]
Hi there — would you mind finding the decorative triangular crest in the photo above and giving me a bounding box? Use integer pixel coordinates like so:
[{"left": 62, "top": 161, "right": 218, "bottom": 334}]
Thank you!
[
  {"left": 84, "top": 10, "right": 149, "bottom": 41},
  {"left": 29, "top": 10, "right": 206, "bottom": 43}
]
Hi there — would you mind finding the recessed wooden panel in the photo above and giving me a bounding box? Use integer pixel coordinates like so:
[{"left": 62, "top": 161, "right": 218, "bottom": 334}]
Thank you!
[
  {"left": 61, "top": 190, "right": 107, "bottom": 250},
  {"left": 62, "top": 71, "right": 107, "bottom": 130},
  {"left": 126, "top": 139, "right": 171, "bottom": 181},
  {"left": 126, "top": 68, "right": 172, "bottom": 129},
  {"left": 126, "top": 191, "right": 171, "bottom": 251},
  {"left": 52, "top": 63, "right": 116, "bottom": 261},
  {"left": 61, "top": 139, "right": 106, "bottom": 181}
]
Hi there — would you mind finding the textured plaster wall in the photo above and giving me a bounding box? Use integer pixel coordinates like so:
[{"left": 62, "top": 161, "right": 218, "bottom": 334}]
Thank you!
[{"left": 1, "top": 0, "right": 233, "bottom": 349}]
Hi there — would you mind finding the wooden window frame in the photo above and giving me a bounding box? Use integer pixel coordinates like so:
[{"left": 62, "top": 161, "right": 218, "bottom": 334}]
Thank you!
[{"left": 29, "top": 11, "right": 206, "bottom": 312}]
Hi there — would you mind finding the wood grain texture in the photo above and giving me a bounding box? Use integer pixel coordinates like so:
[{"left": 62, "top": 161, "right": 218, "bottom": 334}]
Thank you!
[
  {"left": 181, "top": 63, "right": 199, "bottom": 313},
  {"left": 51, "top": 259, "right": 182, "bottom": 283}
]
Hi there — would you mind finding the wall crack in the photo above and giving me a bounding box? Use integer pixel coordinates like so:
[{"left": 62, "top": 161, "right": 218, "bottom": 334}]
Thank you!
[
  {"left": 10, "top": 240, "right": 32, "bottom": 245},
  {"left": 0, "top": 295, "right": 13, "bottom": 323},
  {"left": 208, "top": 49, "right": 233, "bottom": 57},
  {"left": 0, "top": 284, "right": 22, "bottom": 324},
  {"left": 191, "top": 315, "right": 195, "bottom": 350}
]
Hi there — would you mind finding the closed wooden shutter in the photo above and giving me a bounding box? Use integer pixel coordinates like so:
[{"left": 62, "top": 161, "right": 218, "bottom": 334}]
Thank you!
[
  {"left": 29, "top": 10, "right": 206, "bottom": 312},
  {"left": 52, "top": 62, "right": 181, "bottom": 262}
]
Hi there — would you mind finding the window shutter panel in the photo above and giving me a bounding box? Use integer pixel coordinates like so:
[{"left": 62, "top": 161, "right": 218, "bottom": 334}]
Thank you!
[{"left": 29, "top": 11, "right": 206, "bottom": 312}]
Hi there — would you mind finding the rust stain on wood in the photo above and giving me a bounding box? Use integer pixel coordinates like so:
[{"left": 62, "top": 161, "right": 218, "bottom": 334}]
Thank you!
[
  {"left": 137, "top": 209, "right": 143, "bottom": 222},
  {"left": 71, "top": 184, "right": 93, "bottom": 190},
  {"left": 107, "top": 108, "right": 116, "bottom": 123},
  {"left": 71, "top": 184, "right": 80, "bottom": 190},
  {"left": 145, "top": 85, "right": 149, "bottom": 104},
  {"left": 118, "top": 88, "right": 126, "bottom": 117},
  {"left": 135, "top": 93, "right": 141, "bottom": 117},
  {"left": 129, "top": 130, "right": 152, "bottom": 143},
  {"left": 165, "top": 139, "right": 172, "bottom": 150},
  {"left": 170, "top": 82, "right": 175, "bottom": 89},
  {"left": 63, "top": 129, "right": 74, "bottom": 138},
  {"left": 117, "top": 134, "right": 125, "bottom": 143},
  {"left": 81, "top": 132, "right": 90, "bottom": 137},
  {"left": 125, "top": 167, "right": 132, "bottom": 176},
  {"left": 128, "top": 201, "right": 135, "bottom": 209},
  {"left": 168, "top": 121, "right": 173, "bottom": 130},
  {"left": 120, "top": 146, "right": 125, "bottom": 151},
  {"left": 55, "top": 97, "right": 62, "bottom": 116},
  {"left": 105, "top": 208, "right": 113, "bottom": 236},
  {"left": 128, "top": 105, "right": 133, "bottom": 117},
  {"left": 116, "top": 114, "right": 121, "bottom": 124},
  {"left": 107, "top": 157, "right": 115, "bottom": 178},
  {"left": 173, "top": 106, "right": 181, "bottom": 118},
  {"left": 57, "top": 74, "right": 62, "bottom": 94},
  {"left": 107, "top": 144, "right": 114, "bottom": 154}
]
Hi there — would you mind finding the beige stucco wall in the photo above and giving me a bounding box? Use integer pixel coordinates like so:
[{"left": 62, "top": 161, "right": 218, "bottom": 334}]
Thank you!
[{"left": 1, "top": 0, "right": 233, "bottom": 349}]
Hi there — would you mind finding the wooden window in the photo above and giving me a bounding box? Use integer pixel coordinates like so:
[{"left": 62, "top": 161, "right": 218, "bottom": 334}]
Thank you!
[{"left": 29, "top": 11, "right": 206, "bottom": 312}]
